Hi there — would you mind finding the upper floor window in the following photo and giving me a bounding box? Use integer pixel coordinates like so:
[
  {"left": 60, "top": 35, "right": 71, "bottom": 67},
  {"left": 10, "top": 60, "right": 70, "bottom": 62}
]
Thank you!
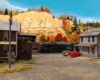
[
  {"left": 88, "top": 37, "right": 90, "bottom": 42},
  {"left": 4, "top": 31, "right": 8, "bottom": 41},
  {"left": 92, "top": 36, "right": 95, "bottom": 42},
  {"left": 81, "top": 37, "right": 83, "bottom": 42}
]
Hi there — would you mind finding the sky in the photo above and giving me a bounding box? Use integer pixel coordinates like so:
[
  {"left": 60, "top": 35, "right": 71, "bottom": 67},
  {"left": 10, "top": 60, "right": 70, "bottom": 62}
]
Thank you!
[{"left": 0, "top": 0, "right": 100, "bottom": 23}]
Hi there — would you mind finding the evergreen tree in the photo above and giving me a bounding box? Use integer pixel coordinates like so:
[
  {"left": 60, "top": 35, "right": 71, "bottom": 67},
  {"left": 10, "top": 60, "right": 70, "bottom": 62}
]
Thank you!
[
  {"left": 4, "top": 8, "right": 8, "bottom": 15},
  {"left": 53, "top": 15, "right": 55, "bottom": 18},
  {"left": 74, "top": 16, "right": 77, "bottom": 26},
  {"left": 67, "top": 15, "right": 69, "bottom": 19}
]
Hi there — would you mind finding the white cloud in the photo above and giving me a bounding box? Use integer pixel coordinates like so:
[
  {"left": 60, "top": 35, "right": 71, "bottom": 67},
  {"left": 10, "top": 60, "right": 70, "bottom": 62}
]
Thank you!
[{"left": 0, "top": 0, "right": 28, "bottom": 11}]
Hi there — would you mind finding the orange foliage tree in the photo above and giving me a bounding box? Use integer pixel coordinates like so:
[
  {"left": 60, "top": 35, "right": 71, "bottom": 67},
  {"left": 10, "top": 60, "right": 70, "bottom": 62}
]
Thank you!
[
  {"left": 73, "top": 31, "right": 79, "bottom": 42},
  {"left": 49, "top": 36, "right": 55, "bottom": 42},
  {"left": 28, "top": 9, "right": 31, "bottom": 11}
]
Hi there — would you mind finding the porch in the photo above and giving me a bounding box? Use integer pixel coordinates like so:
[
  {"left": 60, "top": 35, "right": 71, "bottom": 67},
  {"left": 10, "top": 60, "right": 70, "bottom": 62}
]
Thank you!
[{"left": 74, "top": 43, "right": 97, "bottom": 57}]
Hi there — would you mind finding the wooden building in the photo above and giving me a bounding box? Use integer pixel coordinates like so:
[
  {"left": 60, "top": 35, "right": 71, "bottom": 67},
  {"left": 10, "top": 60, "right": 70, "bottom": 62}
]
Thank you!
[
  {"left": 0, "top": 21, "right": 19, "bottom": 59},
  {"left": 74, "top": 28, "right": 100, "bottom": 57}
]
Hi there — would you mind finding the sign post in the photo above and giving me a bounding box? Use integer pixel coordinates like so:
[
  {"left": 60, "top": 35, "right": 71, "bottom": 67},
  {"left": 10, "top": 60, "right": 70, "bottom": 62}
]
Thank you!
[{"left": 9, "top": 11, "right": 12, "bottom": 69}]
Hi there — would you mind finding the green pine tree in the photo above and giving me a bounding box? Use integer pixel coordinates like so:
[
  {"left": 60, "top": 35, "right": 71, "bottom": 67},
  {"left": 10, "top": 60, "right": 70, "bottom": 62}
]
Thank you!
[
  {"left": 67, "top": 15, "right": 69, "bottom": 19},
  {"left": 4, "top": 8, "right": 8, "bottom": 15},
  {"left": 74, "top": 16, "right": 77, "bottom": 26}
]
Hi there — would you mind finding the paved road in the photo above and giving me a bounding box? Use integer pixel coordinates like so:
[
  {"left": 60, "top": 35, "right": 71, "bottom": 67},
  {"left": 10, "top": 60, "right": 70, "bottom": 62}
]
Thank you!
[{"left": 0, "top": 52, "right": 100, "bottom": 80}]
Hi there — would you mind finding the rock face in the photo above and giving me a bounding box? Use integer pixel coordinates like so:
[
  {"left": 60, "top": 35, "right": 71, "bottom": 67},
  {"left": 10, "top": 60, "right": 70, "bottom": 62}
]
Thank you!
[{"left": 0, "top": 11, "right": 69, "bottom": 41}]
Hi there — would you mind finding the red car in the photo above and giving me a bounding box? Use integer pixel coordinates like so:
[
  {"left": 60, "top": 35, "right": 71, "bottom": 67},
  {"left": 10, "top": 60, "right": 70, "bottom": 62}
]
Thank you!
[{"left": 68, "top": 51, "right": 81, "bottom": 57}]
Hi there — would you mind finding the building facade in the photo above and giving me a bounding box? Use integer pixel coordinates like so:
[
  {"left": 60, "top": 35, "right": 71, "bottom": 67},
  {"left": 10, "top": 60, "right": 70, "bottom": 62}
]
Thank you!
[
  {"left": 0, "top": 21, "right": 19, "bottom": 58},
  {"left": 75, "top": 28, "right": 100, "bottom": 57}
]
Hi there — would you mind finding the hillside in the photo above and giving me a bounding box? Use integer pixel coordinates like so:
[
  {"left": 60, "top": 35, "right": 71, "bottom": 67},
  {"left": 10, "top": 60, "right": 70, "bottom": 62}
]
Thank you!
[{"left": 0, "top": 11, "right": 73, "bottom": 41}]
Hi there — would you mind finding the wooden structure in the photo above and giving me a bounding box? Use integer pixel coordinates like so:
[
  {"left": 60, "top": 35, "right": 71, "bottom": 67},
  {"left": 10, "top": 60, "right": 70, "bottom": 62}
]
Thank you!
[
  {"left": 18, "top": 33, "right": 36, "bottom": 42},
  {"left": 74, "top": 28, "right": 100, "bottom": 57},
  {"left": 17, "top": 40, "right": 32, "bottom": 60},
  {"left": 0, "top": 21, "right": 19, "bottom": 60}
]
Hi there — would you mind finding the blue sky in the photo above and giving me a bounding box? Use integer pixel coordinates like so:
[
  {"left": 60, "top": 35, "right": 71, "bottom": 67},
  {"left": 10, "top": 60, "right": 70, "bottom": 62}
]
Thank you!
[{"left": 0, "top": 0, "right": 100, "bottom": 23}]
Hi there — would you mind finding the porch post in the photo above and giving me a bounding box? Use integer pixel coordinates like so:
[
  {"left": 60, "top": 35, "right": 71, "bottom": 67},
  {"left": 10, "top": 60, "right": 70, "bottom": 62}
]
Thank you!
[
  {"left": 81, "top": 46, "right": 82, "bottom": 54},
  {"left": 89, "top": 47, "right": 91, "bottom": 57},
  {"left": 74, "top": 46, "right": 76, "bottom": 51}
]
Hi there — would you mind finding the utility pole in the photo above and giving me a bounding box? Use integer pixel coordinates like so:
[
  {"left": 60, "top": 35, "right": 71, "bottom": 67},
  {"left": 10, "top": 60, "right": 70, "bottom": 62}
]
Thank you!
[{"left": 9, "top": 11, "right": 12, "bottom": 69}]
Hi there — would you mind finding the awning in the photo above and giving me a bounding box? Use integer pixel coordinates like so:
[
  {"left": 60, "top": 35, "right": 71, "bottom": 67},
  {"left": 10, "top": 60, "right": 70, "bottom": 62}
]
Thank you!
[
  {"left": 74, "top": 43, "right": 96, "bottom": 47},
  {"left": 0, "top": 41, "right": 17, "bottom": 45}
]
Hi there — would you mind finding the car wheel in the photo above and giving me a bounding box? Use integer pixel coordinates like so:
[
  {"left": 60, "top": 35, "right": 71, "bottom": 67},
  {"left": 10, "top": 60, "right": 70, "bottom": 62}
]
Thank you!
[{"left": 63, "top": 53, "right": 65, "bottom": 56}]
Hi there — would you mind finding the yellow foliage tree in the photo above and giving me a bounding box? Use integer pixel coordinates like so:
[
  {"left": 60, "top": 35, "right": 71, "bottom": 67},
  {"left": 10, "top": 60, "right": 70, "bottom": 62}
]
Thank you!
[
  {"left": 66, "top": 20, "right": 71, "bottom": 32},
  {"left": 37, "top": 4, "right": 40, "bottom": 11},
  {"left": 78, "top": 26, "right": 83, "bottom": 31},
  {"left": 67, "top": 34, "right": 74, "bottom": 42},
  {"left": 12, "top": 11, "right": 17, "bottom": 15},
  {"left": 73, "top": 31, "right": 79, "bottom": 42}
]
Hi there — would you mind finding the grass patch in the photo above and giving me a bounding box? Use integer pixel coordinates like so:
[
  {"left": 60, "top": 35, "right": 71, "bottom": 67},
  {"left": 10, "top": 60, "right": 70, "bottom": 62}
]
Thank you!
[
  {"left": 1, "top": 66, "right": 35, "bottom": 73},
  {"left": 25, "top": 59, "right": 35, "bottom": 64},
  {"left": 0, "top": 62, "right": 8, "bottom": 65},
  {"left": 17, "top": 60, "right": 26, "bottom": 63}
]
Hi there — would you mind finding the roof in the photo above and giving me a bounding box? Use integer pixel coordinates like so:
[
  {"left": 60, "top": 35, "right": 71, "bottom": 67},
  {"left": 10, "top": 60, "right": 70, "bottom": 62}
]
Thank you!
[
  {"left": 18, "top": 33, "right": 37, "bottom": 36},
  {"left": 79, "top": 28, "right": 100, "bottom": 37},
  {"left": 0, "top": 21, "right": 19, "bottom": 31},
  {"left": 74, "top": 43, "right": 96, "bottom": 47}
]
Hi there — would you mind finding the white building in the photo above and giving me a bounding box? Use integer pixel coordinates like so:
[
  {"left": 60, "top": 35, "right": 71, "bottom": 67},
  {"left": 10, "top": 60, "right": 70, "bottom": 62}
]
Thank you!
[{"left": 74, "top": 28, "right": 100, "bottom": 57}]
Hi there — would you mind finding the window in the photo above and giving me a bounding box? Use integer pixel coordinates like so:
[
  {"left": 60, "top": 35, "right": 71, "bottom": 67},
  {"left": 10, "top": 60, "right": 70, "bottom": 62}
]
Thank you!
[
  {"left": 3, "top": 45, "right": 8, "bottom": 54},
  {"left": 81, "top": 37, "right": 83, "bottom": 42},
  {"left": 21, "top": 50, "right": 28, "bottom": 54},
  {"left": 88, "top": 47, "right": 89, "bottom": 54},
  {"left": 88, "top": 37, "right": 90, "bottom": 42},
  {"left": 4, "top": 31, "right": 8, "bottom": 40},
  {"left": 92, "top": 36, "right": 95, "bottom": 42}
]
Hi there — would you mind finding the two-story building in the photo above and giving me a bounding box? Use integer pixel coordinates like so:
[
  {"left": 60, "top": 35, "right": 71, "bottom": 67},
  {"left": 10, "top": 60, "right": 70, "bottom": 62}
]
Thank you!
[
  {"left": 74, "top": 28, "right": 100, "bottom": 57},
  {"left": 0, "top": 21, "right": 19, "bottom": 58}
]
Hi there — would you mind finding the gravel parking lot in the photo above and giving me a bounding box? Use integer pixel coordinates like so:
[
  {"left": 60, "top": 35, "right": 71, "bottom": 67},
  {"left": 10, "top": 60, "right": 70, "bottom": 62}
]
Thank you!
[{"left": 0, "top": 52, "right": 100, "bottom": 80}]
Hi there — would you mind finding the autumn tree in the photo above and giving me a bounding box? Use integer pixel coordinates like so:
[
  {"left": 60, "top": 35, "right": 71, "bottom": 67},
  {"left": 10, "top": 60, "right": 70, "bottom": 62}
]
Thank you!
[
  {"left": 39, "top": 34, "right": 46, "bottom": 41},
  {"left": 55, "top": 33, "right": 62, "bottom": 41},
  {"left": 96, "top": 21, "right": 99, "bottom": 27},
  {"left": 46, "top": 36, "right": 50, "bottom": 42},
  {"left": 92, "top": 21, "right": 95, "bottom": 27},
  {"left": 70, "top": 15, "right": 74, "bottom": 21},
  {"left": 66, "top": 20, "right": 71, "bottom": 32},
  {"left": 49, "top": 36, "right": 55, "bottom": 42},
  {"left": 37, "top": 4, "right": 40, "bottom": 11},
  {"left": 73, "top": 31, "right": 79, "bottom": 42},
  {"left": 62, "top": 36, "right": 67, "bottom": 42},
  {"left": 41, "top": 6, "right": 44, "bottom": 11},
  {"left": 4, "top": 8, "right": 8, "bottom": 15},
  {"left": 32, "top": 6, "right": 34, "bottom": 11},
  {"left": 63, "top": 13, "right": 67, "bottom": 30},
  {"left": 44, "top": 6, "right": 47, "bottom": 11},
  {"left": 48, "top": 7, "right": 50, "bottom": 13},
  {"left": 28, "top": 8, "right": 31, "bottom": 11},
  {"left": 12, "top": 11, "right": 17, "bottom": 15},
  {"left": 58, "top": 13, "right": 63, "bottom": 19}
]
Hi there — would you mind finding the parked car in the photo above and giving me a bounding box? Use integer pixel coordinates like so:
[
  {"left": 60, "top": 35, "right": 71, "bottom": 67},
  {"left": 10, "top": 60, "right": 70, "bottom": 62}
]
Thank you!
[
  {"left": 68, "top": 51, "right": 81, "bottom": 57},
  {"left": 62, "top": 50, "right": 71, "bottom": 56}
]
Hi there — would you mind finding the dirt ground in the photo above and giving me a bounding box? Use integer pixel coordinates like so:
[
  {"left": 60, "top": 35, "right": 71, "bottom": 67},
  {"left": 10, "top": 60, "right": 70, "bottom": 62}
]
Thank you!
[{"left": 0, "top": 52, "right": 100, "bottom": 80}]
